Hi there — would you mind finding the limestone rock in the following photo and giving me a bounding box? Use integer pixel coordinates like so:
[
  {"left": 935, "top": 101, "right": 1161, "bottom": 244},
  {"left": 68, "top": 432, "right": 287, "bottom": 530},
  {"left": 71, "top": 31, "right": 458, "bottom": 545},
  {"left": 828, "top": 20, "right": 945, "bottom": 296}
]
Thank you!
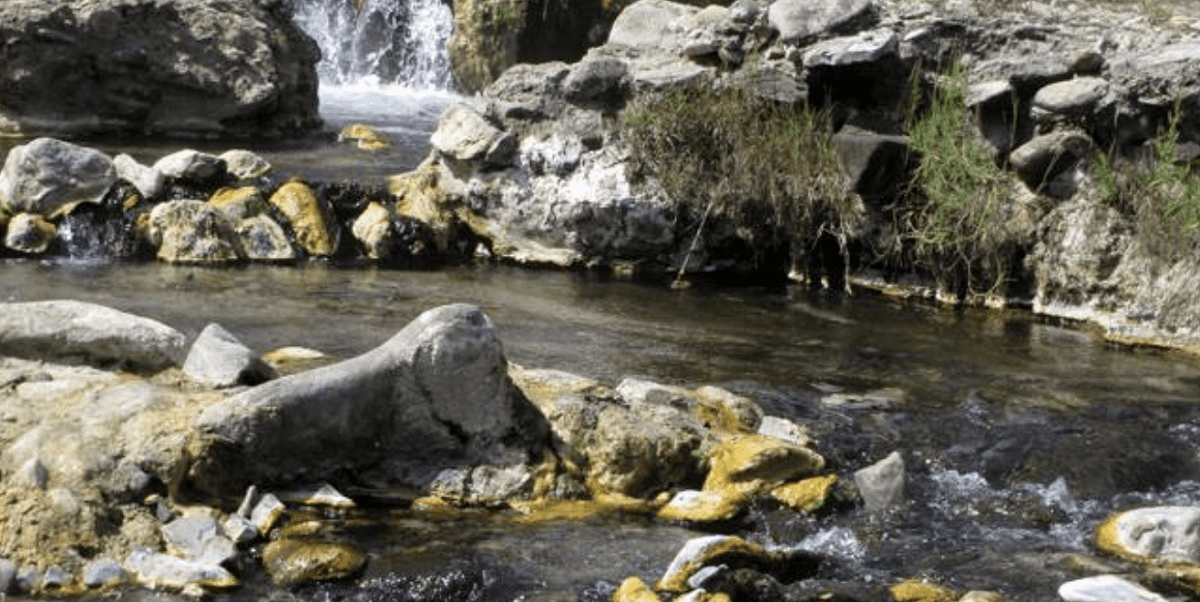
[
  {"left": 261, "top": 539, "right": 367, "bottom": 585},
  {"left": 1008, "top": 130, "right": 1093, "bottom": 189},
  {"left": 123, "top": 550, "right": 238, "bottom": 591},
  {"left": 235, "top": 215, "right": 296, "bottom": 262},
  {"left": 656, "top": 489, "right": 746, "bottom": 524},
  {"left": 161, "top": 515, "right": 238, "bottom": 565},
  {"left": 802, "top": 29, "right": 898, "bottom": 69},
  {"left": 0, "top": 300, "right": 185, "bottom": 371},
  {"left": 219, "top": 150, "right": 272, "bottom": 181},
  {"left": 890, "top": 580, "right": 957, "bottom": 602},
  {"left": 113, "top": 154, "right": 165, "bottom": 200},
  {"left": 269, "top": 181, "right": 339, "bottom": 257},
  {"left": 1058, "top": 575, "right": 1169, "bottom": 602},
  {"left": 768, "top": 0, "right": 878, "bottom": 46},
  {"left": 3, "top": 213, "right": 56, "bottom": 255},
  {"left": 855, "top": 451, "right": 905, "bottom": 514},
  {"left": 209, "top": 187, "right": 269, "bottom": 223},
  {"left": 183, "top": 323, "right": 278, "bottom": 389},
  {"left": 703, "top": 434, "right": 826, "bottom": 496},
  {"left": 0, "top": 138, "right": 115, "bottom": 216},
  {"left": 563, "top": 54, "right": 630, "bottom": 110},
  {"left": 0, "top": 558, "right": 15, "bottom": 593},
  {"left": 1032, "top": 77, "right": 1108, "bottom": 119},
  {"left": 608, "top": 0, "right": 698, "bottom": 51},
  {"left": 429, "top": 464, "right": 536, "bottom": 505},
  {"left": 154, "top": 150, "right": 227, "bottom": 185},
  {"left": 657, "top": 535, "right": 816, "bottom": 593},
  {"left": 833, "top": 127, "right": 912, "bottom": 200},
  {"left": 756, "top": 416, "right": 811, "bottom": 447},
  {"left": 1096, "top": 506, "right": 1200, "bottom": 563},
  {"left": 338, "top": 123, "right": 392, "bottom": 151},
  {"left": 771, "top": 474, "right": 838, "bottom": 513},
  {"left": 431, "top": 104, "right": 516, "bottom": 166},
  {"left": 279, "top": 483, "right": 356, "bottom": 509},
  {"left": 525, "top": 376, "right": 710, "bottom": 497},
  {"left": 189, "top": 304, "right": 549, "bottom": 497},
  {"left": 82, "top": 558, "right": 126, "bottom": 588},
  {"left": 0, "top": 0, "right": 320, "bottom": 138},
  {"left": 615, "top": 576, "right": 663, "bottom": 602},
  {"left": 352, "top": 202, "right": 395, "bottom": 260},
  {"left": 250, "top": 493, "right": 287, "bottom": 535},
  {"left": 148, "top": 200, "right": 240, "bottom": 264}
]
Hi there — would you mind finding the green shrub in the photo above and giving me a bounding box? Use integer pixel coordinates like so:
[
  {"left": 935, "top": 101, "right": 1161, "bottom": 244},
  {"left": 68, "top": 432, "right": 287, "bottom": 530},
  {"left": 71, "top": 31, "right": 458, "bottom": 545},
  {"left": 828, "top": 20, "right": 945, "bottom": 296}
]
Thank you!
[
  {"left": 901, "top": 60, "right": 1027, "bottom": 297},
  {"left": 623, "top": 86, "right": 856, "bottom": 280},
  {"left": 1097, "top": 104, "right": 1200, "bottom": 260}
]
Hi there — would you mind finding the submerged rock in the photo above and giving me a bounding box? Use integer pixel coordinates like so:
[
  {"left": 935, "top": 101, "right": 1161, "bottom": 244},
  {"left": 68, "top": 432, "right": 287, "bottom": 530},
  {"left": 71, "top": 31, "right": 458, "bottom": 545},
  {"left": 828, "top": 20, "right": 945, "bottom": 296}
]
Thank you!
[
  {"left": 0, "top": 300, "right": 185, "bottom": 370},
  {"left": 189, "top": 304, "right": 549, "bottom": 497},
  {"left": 0, "top": 138, "right": 115, "bottom": 216},
  {"left": 262, "top": 539, "right": 367, "bottom": 585}
]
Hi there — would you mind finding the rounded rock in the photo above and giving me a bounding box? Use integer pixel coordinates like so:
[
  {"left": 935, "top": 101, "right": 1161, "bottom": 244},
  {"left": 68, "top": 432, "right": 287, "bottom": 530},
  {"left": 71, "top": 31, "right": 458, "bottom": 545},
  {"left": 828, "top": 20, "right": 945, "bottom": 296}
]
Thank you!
[{"left": 261, "top": 539, "right": 367, "bottom": 586}]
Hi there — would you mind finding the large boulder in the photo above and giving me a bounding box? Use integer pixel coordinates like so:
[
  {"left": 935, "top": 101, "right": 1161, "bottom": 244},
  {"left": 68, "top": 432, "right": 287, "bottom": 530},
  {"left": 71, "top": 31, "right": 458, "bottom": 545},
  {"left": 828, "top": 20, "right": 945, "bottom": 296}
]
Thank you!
[
  {"left": 0, "top": 0, "right": 321, "bottom": 138},
  {"left": 188, "top": 304, "right": 550, "bottom": 496},
  {"left": 0, "top": 300, "right": 185, "bottom": 371},
  {"left": 767, "top": 0, "right": 878, "bottom": 47},
  {"left": 0, "top": 138, "right": 116, "bottom": 216}
]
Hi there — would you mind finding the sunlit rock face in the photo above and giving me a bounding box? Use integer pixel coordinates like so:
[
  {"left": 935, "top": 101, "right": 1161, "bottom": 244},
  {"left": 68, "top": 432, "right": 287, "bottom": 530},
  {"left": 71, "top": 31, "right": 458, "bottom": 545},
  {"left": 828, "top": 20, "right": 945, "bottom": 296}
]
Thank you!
[{"left": 0, "top": 0, "right": 321, "bottom": 139}]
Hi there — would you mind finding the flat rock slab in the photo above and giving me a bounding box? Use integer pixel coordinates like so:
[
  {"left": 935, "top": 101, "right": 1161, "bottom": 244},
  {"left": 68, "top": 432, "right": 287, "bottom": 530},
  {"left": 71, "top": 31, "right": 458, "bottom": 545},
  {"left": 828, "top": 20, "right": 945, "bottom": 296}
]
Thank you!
[{"left": 0, "top": 300, "right": 185, "bottom": 371}]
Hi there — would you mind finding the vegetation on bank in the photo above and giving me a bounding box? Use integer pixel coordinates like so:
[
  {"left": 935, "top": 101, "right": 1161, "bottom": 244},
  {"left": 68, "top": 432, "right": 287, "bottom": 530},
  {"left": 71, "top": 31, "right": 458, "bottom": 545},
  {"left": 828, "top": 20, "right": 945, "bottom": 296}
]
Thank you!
[
  {"left": 623, "top": 87, "right": 858, "bottom": 283},
  {"left": 1094, "top": 104, "right": 1200, "bottom": 261}
]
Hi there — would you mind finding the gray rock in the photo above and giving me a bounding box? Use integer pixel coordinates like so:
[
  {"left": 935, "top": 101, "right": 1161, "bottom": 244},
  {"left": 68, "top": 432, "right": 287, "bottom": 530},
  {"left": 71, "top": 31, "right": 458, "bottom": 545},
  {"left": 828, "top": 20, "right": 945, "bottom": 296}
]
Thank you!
[
  {"left": 82, "top": 558, "right": 127, "bottom": 588},
  {"left": 1058, "top": 575, "right": 1168, "bottom": 602},
  {"left": 802, "top": 29, "right": 898, "bottom": 69},
  {"left": 250, "top": 493, "right": 287, "bottom": 535},
  {"left": 123, "top": 550, "right": 238, "bottom": 590},
  {"left": 0, "top": 138, "right": 115, "bottom": 216},
  {"left": 0, "top": 300, "right": 185, "bottom": 371},
  {"left": 731, "top": 60, "right": 806, "bottom": 105},
  {"left": 183, "top": 323, "right": 278, "bottom": 389},
  {"left": 757, "top": 416, "right": 811, "bottom": 447},
  {"left": 832, "top": 127, "right": 912, "bottom": 200},
  {"left": 1008, "top": 130, "right": 1093, "bottom": 189},
  {"left": 235, "top": 215, "right": 296, "bottom": 262},
  {"left": 222, "top": 514, "right": 257, "bottom": 545},
  {"left": 189, "top": 304, "right": 549, "bottom": 497},
  {"left": 41, "top": 565, "right": 71, "bottom": 589},
  {"left": 162, "top": 516, "right": 238, "bottom": 565},
  {"left": 15, "top": 567, "right": 38, "bottom": 593},
  {"left": 153, "top": 150, "right": 227, "bottom": 185},
  {"left": 148, "top": 200, "right": 240, "bottom": 264},
  {"left": 484, "top": 62, "right": 571, "bottom": 121},
  {"left": 15, "top": 458, "right": 48, "bottom": 490},
  {"left": 219, "top": 150, "right": 272, "bottom": 181},
  {"left": 1099, "top": 506, "right": 1200, "bottom": 563},
  {"left": 966, "top": 81, "right": 1015, "bottom": 110},
  {"left": 3, "top": 212, "right": 56, "bottom": 255},
  {"left": 1032, "top": 77, "right": 1109, "bottom": 117},
  {"left": 972, "top": 56, "right": 1072, "bottom": 93},
  {"left": 429, "top": 464, "right": 536, "bottom": 505},
  {"left": 113, "top": 154, "right": 165, "bottom": 200},
  {"left": 854, "top": 451, "right": 905, "bottom": 513},
  {"left": 431, "top": 104, "right": 516, "bottom": 166},
  {"left": 0, "top": 558, "right": 15, "bottom": 594},
  {"left": 607, "top": 0, "right": 697, "bottom": 51},
  {"left": 0, "top": 0, "right": 320, "bottom": 138},
  {"left": 768, "top": 0, "right": 878, "bottom": 46},
  {"left": 562, "top": 55, "right": 630, "bottom": 109}
]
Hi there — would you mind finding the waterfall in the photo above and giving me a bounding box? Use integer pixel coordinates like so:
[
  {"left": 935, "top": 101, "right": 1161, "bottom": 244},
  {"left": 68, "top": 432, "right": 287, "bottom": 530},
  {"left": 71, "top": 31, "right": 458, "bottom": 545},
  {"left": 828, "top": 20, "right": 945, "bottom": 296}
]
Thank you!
[{"left": 289, "top": 0, "right": 454, "bottom": 90}]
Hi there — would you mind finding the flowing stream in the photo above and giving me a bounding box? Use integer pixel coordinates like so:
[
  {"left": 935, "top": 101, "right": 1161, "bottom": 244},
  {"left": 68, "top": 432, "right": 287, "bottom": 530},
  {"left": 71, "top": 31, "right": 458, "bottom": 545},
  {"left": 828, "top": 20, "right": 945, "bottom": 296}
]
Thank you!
[
  {"left": 5, "top": 261, "right": 1200, "bottom": 602},
  {"left": 4, "top": 1, "right": 1200, "bottom": 600}
]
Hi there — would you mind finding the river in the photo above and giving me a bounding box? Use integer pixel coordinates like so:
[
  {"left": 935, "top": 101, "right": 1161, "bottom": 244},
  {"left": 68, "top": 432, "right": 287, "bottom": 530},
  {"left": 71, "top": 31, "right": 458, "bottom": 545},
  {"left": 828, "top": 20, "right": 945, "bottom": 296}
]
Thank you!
[{"left": 3, "top": 0, "right": 1200, "bottom": 600}]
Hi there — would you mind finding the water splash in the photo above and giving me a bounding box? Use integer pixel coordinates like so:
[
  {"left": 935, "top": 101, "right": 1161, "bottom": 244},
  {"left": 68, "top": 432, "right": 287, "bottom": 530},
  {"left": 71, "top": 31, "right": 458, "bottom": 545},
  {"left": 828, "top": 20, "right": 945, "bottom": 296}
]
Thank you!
[{"left": 289, "top": 0, "right": 454, "bottom": 91}]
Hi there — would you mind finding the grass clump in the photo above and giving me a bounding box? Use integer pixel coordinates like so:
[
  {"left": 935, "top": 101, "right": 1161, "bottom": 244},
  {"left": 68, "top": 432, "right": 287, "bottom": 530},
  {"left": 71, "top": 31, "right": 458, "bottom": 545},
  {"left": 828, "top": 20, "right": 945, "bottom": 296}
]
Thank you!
[
  {"left": 623, "top": 86, "right": 856, "bottom": 282},
  {"left": 900, "top": 60, "right": 1028, "bottom": 298},
  {"left": 1095, "top": 105, "right": 1200, "bottom": 260}
]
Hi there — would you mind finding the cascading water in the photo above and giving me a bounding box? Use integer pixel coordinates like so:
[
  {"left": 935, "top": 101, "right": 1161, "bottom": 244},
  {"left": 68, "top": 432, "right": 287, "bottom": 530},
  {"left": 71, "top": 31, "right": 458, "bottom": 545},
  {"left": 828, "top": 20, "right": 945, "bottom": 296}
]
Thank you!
[
  {"left": 290, "top": 0, "right": 454, "bottom": 89},
  {"left": 286, "top": 0, "right": 457, "bottom": 144}
]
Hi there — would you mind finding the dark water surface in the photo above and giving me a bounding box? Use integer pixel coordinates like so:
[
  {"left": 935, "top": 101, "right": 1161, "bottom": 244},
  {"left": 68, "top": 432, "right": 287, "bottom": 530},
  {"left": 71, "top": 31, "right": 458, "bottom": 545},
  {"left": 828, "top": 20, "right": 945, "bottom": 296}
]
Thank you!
[{"left": 4, "top": 260, "right": 1200, "bottom": 601}]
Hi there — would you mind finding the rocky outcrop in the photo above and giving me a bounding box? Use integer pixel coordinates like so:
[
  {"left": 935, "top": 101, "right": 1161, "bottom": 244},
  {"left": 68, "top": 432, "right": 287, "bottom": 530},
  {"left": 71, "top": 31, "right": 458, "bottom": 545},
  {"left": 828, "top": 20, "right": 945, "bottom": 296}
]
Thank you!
[
  {"left": 188, "top": 304, "right": 551, "bottom": 496},
  {"left": 0, "top": 300, "right": 185, "bottom": 371},
  {"left": 0, "top": 0, "right": 321, "bottom": 138}
]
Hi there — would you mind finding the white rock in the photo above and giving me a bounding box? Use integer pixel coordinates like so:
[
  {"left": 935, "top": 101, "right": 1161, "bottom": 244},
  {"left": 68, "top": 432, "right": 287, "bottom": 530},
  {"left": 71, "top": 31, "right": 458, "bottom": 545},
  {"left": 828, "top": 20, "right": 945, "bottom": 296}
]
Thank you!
[
  {"left": 1058, "top": 575, "right": 1169, "bottom": 602},
  {"left": 854, "top": 451, "right": 905, "bottom": 513}
]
